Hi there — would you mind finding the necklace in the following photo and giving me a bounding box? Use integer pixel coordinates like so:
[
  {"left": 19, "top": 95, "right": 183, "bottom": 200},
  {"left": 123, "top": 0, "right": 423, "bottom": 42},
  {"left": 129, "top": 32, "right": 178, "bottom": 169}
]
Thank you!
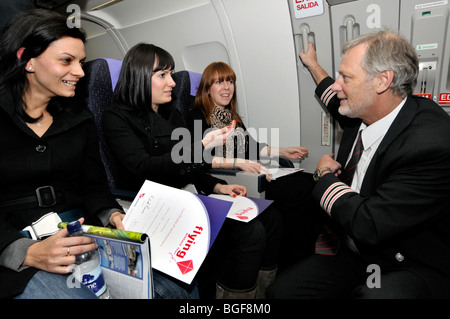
[{"left": 36, "top": 113, "right": 45, "bottom": 127}]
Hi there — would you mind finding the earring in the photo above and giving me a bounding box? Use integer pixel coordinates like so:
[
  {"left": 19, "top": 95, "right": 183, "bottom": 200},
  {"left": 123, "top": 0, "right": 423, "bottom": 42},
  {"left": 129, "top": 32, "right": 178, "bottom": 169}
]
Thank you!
[{"left": 28, "top": 67, "right": 32, "bottom": 71}]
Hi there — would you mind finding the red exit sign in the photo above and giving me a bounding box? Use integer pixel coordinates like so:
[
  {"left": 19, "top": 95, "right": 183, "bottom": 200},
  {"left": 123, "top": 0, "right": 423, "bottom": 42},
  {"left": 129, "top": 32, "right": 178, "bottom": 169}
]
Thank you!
[
  {"left": 439, "top": 93, "right": 450, "bottom": 105},
  {"left": 415, "top": 93, "right": 432, "bottom": 99}
]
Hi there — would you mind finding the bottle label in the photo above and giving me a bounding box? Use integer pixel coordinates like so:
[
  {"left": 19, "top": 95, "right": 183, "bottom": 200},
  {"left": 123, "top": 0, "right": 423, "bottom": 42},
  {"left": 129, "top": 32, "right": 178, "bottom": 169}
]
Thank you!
[{"left": 82, "top": 264, "right": 106, "bottom": 297}]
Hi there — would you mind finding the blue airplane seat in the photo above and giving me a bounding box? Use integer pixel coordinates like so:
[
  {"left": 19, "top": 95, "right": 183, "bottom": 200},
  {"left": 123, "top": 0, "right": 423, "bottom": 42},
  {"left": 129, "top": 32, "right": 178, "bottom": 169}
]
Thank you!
[
  {"left": 80, "top": 58, "right": 135, "bottom": 201},
  {"left": 170, "top": 70, "right": 202, "bottom": 124}
]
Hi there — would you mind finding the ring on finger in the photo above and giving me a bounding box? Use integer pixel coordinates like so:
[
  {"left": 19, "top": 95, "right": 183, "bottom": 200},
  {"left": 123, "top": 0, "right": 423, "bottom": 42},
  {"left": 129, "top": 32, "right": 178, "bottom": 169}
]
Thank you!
[{"left": 66, "top": 247, "right": 70, "bottom": 256}]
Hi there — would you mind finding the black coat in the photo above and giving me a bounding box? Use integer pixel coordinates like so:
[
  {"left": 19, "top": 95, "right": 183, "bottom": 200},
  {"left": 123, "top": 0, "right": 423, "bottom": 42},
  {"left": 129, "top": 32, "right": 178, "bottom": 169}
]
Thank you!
[
  {"left": 102, "top": 102, "right": 225, "bottom": 193},
  {"left": 313, "top": 77, "right": 450, "bottom": 296},
  {"left": 0, "top": 89, "right": 121, "bottom": 298}
]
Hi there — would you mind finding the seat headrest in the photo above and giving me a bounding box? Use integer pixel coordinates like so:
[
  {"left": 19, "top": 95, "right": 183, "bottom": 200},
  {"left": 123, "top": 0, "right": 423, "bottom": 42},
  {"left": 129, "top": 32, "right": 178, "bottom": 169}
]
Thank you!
[
  {"left": 187, "top": 71, "right": 202, "bottom": 96},
  {"left": 171, "top": 70, "right": 202, "bottom": 121},
  {"left": 103, "top": 58, "right": 122, "bottom": 90},
  {"left": 80, "top": 57, "right": 122, "bottom": 189}
]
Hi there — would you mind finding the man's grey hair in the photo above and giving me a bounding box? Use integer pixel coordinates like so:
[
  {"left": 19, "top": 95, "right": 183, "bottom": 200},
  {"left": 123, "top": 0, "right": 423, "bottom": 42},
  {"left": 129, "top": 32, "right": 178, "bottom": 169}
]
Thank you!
[{"left": 343, "top": 30, "right": 419, "bottom": 98}]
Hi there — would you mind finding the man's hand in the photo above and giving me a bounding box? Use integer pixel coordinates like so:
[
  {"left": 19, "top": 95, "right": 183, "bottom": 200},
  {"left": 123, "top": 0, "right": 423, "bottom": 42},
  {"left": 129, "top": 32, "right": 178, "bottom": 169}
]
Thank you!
[{"left": 316, "top": 153, "right": 342, "bottom": 177}]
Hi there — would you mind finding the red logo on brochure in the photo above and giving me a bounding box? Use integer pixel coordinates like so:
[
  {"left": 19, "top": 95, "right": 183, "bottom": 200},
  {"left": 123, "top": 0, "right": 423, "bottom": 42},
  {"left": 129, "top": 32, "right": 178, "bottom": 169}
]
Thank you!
[
  {"left": 177, "top": 260, "right": 194, "bottom": 274},
  {"left": 139, "top": 193, "right": 145, "bottom": 198},
  {"left": 235, "top": 207, "right": 253, "bottom": 220},
  {"left": 171, "top": 226, "right": 203, "bottom": 275}
]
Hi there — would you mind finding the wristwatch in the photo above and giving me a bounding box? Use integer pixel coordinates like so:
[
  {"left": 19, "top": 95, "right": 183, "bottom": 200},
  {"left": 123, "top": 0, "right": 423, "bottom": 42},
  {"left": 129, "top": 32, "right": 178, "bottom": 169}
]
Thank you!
[{"left": 313, "top": 167, "right": 332, "bottom": 182}]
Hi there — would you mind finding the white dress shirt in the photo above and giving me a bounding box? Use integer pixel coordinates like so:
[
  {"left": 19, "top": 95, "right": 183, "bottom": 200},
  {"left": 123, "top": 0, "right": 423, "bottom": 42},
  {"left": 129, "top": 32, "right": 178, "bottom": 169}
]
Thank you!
[
  {"left": 348, "top": 98, "right": 407, "bottom": 192},
  {"left": 344, "top": 97, "right": 407, "bottom": 252}
]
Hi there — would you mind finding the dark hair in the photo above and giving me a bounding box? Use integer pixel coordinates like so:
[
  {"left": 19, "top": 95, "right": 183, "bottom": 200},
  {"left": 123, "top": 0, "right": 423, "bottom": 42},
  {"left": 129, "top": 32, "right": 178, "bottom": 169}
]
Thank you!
[
  {"left": 114, "top": 43, "right": 175, "bottom": 113},
  {"left": 0, "top": 9, "right": 86, "bottom": 122}
]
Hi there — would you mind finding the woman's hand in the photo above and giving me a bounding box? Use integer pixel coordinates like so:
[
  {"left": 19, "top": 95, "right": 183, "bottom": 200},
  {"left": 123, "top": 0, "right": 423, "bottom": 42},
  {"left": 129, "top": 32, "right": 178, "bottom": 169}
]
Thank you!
[
  {"left": 213, "top": 183, "right": 247, "bottom": 197},
  {"left": 22, "top": 217, "right": 98, "bottom": 274},
  {"left": 202, "top": 120, "right": 236, "bottom": 149},
  {"left": 235, "top": 159, "right": 273, "bottom": 181},
  {"left": 109, "top": 211, "right": 126, "bottom": 230},
  {"left": 279, "top": 146, "right": 309, "bottom": 160}
]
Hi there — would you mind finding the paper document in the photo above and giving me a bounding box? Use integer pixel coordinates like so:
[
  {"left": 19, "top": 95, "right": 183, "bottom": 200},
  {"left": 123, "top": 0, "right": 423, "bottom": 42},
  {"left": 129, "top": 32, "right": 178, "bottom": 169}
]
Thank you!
[
  {"left": 123, "top": 180, "right": 232, "bottom": 284},
  {"left": 209, "top": 195, "right": 273, "bottom": 223},
  {"left": 267, "top": 167, "right": 304, "bottom": 180}
]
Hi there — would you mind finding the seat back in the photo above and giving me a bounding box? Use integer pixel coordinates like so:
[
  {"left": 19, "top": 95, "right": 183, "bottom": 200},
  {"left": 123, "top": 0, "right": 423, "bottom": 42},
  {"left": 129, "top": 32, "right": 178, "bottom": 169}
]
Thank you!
[
  {"left": 81, "top": 58, "right": 123, "bottom": 189},
  {"left": 170, "top": 70, "right": 202, "bottom": 124}
]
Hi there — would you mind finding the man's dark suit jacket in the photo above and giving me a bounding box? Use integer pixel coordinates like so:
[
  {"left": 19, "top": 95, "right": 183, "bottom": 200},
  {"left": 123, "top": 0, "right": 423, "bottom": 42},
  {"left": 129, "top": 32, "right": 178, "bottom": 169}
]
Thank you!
[{"left": 313, "top": 77, "right": 450, "bottom": 297}]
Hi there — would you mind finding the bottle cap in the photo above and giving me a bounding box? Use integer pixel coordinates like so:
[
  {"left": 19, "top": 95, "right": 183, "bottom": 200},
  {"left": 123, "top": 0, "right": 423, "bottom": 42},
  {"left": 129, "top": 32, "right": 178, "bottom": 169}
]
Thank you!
[{"left": 67, "top": 220, "right": 82, "bottom": 234}]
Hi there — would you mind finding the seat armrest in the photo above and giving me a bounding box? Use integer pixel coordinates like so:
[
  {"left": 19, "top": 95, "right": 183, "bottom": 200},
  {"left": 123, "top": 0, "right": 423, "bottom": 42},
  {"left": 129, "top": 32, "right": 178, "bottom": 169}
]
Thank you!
[
  {"left": 259, "top": 156, "right": 294, "bottom": 168},
  {"left": 111, "top": 188, "right": 138, "bottom": 201},
  {"left": 209, "top": 169, "right": 267, "bottom": 198}
]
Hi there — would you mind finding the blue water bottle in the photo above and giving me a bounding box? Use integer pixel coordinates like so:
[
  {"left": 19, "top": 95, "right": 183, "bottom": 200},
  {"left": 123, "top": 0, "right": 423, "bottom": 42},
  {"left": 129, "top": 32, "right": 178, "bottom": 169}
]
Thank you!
[{"left": 67, "top": 221, "right": 110, "bottom": 299}]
